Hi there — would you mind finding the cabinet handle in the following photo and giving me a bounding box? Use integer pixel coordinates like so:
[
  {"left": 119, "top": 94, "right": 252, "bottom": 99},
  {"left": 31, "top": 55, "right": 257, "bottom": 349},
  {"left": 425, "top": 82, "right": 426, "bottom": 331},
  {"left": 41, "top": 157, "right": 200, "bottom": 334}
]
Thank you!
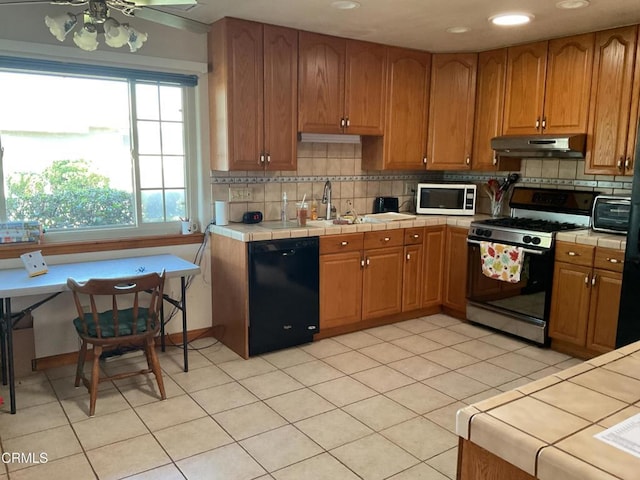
[
  {"left": 345, "top": 117, "right": 350, "bottom": 127},
  {"left": 259, "top": 154, "right": 265, "bottom": 165},
  {"left": 423, "top": 156, "right": 427, "bottom": 164},
  {"left": 340, "top": 118, "right": 346, "bottom": 128},
  {"left": 340, "top": 241, "right": 348, "bottom": 246},
  {"left": 584, "top": 274, "right": 589, "bottom": 285},
  {"left": 383, "top": 237, "right": 390, "bottom": 242},
  {"left": 542, "top": 117, "right": 547, "bottom": 130},
  {"left": 618, "top": 157, "right": 624, "bottom": 171},
  {"left": 625, "top": 157, "right": 631, "bottom": 171},
  {"left": 607, "top": 257, "right": 620, "bottom": 264},
  {"left": 366, "top": 258, "right": 370, "bottom": 266},
  {"left": 360, "top": 259, "right": 365, "bottom": 268},
  {"left": 413, "top": 234, "right": 420, "bottom": 239},
  {"left": 567, "top": 251, "right": 579, "bottom": 256},
  {"left": 535, "top": 117, "right": 540, "bottom": 129},
  {"left": 591, "top": 274, "right": 597, "bottom": 286},
  {"left": 465, "top": 156, "right": 471, "bottom": 166},
  {"left": 266, "top": 154, "right": 271, "bottom": 164},
  {"left": 406, "top": 253, "right": 411, "bottom": 260}
]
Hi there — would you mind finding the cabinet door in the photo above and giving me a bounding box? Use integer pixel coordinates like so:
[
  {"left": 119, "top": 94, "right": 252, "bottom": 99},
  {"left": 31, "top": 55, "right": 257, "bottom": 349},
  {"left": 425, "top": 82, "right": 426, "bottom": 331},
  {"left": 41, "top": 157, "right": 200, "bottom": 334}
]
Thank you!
[
  {"left": 209, "top": 18, "right": 264, "bottom": 171},
  {"left": 263, "top": 25, "right": 298, "bottom": 171},
  {"left": 361, "top": 47, "right": 430, "bottom": 170},
  {"left": 427, "top": 53, "right": 477, "bottom": 170},
  {"left": 402, "top": 244, "right": 423, "bottom": 312},
  {"left": 298, "top": 32, "right": 345, "bottom": 134},
  {"left": 587, "top": 269, "right": 622, "bottom": 354},
  {"left": 362, "top": 246, "right": 404, "bottom": 319},
  {"left": 320, "top": 251, "right": 363, "bottom": 329},
  {"left": 544, "top": 33, "right": 594, "bottom": 134},
  {"left": 423, "top": 226, "right": 444, "bottom": 308},
  {"left": 503, "top": 41, "right": 548, "bottom": 135},
  {"left": 442, "top": 227, "right": 468, "bottom": 314},
  {"left": 549, "top": 262, "right": 591, "bottom": 346},
  {"left": 472, "top": 49, "right": 507, "bottom": 171},
  {"left": 344, "top": 40, "right": 387, "bottom": 135},
  {"left": 586, "top": 26, "right": 638, "bottom": 175}
]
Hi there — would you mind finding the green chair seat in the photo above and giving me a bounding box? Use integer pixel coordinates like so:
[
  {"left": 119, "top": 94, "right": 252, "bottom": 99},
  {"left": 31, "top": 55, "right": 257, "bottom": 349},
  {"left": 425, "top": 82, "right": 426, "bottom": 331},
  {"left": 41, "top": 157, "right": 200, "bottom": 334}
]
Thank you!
[{"left": 73, "top": 307, "right": 156, "bottom": 338}]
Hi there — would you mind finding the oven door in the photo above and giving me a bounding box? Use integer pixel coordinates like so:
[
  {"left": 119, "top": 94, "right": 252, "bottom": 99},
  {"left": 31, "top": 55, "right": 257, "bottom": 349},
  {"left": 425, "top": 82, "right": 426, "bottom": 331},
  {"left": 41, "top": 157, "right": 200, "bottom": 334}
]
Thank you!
[{"left": 466, "top": 239, "right": 554, "bottom": 345}]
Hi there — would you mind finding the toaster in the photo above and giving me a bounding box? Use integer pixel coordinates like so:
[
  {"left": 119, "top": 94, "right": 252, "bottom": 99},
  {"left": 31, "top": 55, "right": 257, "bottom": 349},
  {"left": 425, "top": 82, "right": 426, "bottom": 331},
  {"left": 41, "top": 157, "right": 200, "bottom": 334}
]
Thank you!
[{"left": 373, "top": 197, "right": 399, "bottom": 213}]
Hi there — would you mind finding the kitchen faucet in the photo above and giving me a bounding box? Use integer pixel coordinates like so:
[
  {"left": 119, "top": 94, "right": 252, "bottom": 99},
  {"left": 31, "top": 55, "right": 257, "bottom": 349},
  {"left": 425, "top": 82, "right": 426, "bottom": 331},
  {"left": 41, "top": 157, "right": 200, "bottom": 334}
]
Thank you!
[{"left": 322, "top": 180, "right": 332, "bottom": 220}]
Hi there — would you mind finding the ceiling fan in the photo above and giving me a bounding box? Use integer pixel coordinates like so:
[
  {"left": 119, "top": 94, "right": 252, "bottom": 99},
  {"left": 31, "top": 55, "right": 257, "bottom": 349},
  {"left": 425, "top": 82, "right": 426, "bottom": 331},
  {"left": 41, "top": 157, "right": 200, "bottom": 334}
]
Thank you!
[{"left": 0, "top": 0, "right": 210, "bottom": 52}]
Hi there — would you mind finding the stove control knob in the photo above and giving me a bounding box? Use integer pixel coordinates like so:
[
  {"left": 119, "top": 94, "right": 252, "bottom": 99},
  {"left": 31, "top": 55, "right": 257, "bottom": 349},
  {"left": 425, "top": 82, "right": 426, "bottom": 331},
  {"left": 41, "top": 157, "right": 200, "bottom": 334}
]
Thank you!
[
  {"left": 523, "top": 235, "right": 532, "bottom": 244},
  {"left": 531, "top": 237, "right": 541, "bottom": 245}
]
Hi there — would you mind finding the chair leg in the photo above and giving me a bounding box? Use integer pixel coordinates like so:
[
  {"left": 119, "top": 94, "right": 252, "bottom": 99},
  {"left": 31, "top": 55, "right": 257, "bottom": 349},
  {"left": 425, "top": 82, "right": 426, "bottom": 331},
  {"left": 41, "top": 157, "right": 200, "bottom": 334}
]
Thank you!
[
  {"left": 75, "top": 340, "right": 88, "bottom": 388},
  {"left": 89, "top": 345, "right": 102, "bottom": 417},
  {"left": 146, "top": 339, "right": 166, "bottom": 400}
]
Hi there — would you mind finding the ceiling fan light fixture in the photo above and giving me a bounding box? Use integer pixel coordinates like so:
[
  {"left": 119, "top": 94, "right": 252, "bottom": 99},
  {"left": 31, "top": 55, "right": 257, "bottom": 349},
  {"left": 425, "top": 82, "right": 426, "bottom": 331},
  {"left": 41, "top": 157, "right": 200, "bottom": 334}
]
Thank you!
[
  {"left": 45, "top": 12, "right": 78, "bottom": 41},
  {"left": 126, "top": 26, "right": 148, "bottom": 52},
  {"left": 446, "top": 26, "right": 471, "bottom": 34},
  {"left": 489, "top": 12, "right": 534, "bottom": 26},
  {"left": 73, "top": 23, "right": 99, "bottom": 51},
  {"left": 104, "top": 17, "right": 129, "bottom": 48}
]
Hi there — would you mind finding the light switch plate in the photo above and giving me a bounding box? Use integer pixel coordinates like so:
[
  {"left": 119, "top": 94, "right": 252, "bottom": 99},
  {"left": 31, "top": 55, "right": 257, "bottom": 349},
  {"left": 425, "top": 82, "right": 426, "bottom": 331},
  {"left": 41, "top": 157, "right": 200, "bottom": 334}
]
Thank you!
[{"left": 229, "top": 187, "right": 252, "bottom": 202}]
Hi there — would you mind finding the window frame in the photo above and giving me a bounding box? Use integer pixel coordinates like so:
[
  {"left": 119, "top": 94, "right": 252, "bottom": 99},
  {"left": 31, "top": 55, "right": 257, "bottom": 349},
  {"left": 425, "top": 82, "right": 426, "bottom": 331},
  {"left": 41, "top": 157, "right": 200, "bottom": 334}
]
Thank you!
[{"left": 0, "top": 58, "right": 200, "bottom": 243}]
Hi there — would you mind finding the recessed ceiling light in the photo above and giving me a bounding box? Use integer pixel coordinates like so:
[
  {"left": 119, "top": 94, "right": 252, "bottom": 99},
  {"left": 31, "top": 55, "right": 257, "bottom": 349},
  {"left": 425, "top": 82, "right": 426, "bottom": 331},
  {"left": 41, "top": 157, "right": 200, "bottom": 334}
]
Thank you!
[
  {"left": 446, "top": 26, "right": 471, "bottom": 34},
  {"left": 556, "top": 0, "right": 590, "bottom": 9},
  {"left": 489, "top": 12, "right": 534, "bottom": 26},
  {"left": 331, "top": 1, "right": 361, "bottom": 10}
]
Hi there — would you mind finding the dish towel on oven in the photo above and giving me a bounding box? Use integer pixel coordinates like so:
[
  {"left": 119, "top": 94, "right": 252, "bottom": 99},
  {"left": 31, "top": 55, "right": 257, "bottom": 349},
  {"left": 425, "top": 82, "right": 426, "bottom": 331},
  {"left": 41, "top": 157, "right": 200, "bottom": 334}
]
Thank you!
[{"left": 480, "top": 242, "right": 524, "bottom": 283}]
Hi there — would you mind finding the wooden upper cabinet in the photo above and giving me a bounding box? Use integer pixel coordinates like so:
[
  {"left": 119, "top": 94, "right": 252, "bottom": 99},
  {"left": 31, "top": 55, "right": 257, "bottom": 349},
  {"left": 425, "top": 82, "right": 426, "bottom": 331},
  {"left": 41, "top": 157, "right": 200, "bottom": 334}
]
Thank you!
[
  {"left": 503, "top": 41, "right": 548, "bottom": 135},
  {"left": 263, "top": 25, "right": 298, "bottom": 171},
  {"left": 503, "top": 35, "right": 594, "bottom": 135},
  {"left": 298, "top": 32, "right": 386, "bottom": 135},
  {"left": 427, "top": 53, "right": 477, "bottom": 170},
  {"left": 208, "top": 18, "right": 297, "bottom": 171},
  {"left": 472, "top": 48, "right": 519, "bottom": 172},
  {"left": 585, "top": 26, "right": 639, "bottom": 175},
  {"left": 361, "top": 47, "right": 431, "bottom": 170},
  {"left": 298, "top": 32, "right": 345, "bottom": 134},
  {"left": 544, "top": 33, "right": 595, "bottom": 133},
  {"left": 345, "top": 40, "right": 387, "bottom": 135}
]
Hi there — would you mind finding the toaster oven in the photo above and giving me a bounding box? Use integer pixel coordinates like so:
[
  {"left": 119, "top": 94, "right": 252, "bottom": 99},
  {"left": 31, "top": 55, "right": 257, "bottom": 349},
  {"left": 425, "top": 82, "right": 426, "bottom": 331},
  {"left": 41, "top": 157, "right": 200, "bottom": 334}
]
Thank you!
[{"left": 592, "top": 195, "right": 631, "bottom": 234}]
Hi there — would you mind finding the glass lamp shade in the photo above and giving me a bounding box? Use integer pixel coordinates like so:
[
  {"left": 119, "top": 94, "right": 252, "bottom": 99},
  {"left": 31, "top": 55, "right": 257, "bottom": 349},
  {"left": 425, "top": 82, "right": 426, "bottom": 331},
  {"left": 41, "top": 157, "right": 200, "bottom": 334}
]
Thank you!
[
  {"left": 73, "top": 25, "right": 99, "bottom": 51},
  {"left": 103, "top": 18, "right": 129, "bottom": 48},
  {"left": 126, "top": 26, "right": 148, "bottom": 52},
  {"left": 44, "top": 12, "right": 77, "bottom": 41}
]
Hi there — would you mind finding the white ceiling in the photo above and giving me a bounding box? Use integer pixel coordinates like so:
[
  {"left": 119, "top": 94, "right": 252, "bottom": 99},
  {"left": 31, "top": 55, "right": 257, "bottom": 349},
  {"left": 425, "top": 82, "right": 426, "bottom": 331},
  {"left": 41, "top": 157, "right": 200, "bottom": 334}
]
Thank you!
[{"left": 168, "top": 0, "right": 640, "bottom": 52}]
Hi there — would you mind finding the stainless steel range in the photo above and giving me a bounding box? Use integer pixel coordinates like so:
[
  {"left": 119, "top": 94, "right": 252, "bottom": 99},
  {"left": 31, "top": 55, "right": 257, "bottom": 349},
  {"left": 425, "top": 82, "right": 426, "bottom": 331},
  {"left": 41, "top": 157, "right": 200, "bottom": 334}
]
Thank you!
[{"left": 466, "top": 187, "right": 600, "bottom": 345}]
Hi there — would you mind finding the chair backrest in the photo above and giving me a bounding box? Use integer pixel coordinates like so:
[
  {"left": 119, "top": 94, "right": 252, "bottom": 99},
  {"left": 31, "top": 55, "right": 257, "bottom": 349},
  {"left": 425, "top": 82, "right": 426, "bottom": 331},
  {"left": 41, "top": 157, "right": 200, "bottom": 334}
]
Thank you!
[{"left": 67, "top": 271, "right": 165, "bottom": 339}]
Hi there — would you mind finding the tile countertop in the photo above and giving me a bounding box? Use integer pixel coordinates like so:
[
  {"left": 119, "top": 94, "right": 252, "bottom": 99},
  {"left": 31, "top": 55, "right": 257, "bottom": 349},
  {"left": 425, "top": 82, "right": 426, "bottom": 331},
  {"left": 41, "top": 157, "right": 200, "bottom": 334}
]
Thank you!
[
  {"left": 456, "top": 342, "right": 640, "bottom": 480},
  {"left": 557, "top": 229, "right": 626, "bottom": 250},
  {"left": 210, "top": 214, "right": 482, "bottom": 242}
]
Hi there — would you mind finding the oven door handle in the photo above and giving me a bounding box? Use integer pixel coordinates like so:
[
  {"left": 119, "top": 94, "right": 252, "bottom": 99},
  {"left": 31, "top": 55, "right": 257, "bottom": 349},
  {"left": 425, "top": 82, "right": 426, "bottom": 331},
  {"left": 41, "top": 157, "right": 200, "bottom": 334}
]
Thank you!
[{"left": 466, "top": 238, "right": 547, "bottom": 256}]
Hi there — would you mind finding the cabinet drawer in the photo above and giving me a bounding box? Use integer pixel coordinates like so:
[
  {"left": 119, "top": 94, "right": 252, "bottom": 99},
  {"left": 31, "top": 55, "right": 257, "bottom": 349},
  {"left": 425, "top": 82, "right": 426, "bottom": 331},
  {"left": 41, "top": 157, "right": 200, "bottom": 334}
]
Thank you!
[
  {"left": 555, "top": 242, "right": 594, "bottom": 267},
  {"left": 404, "top": 227, "right": 424, "bottom": 245},
  {"left": 594, "top": 247, "right": 624, "bottom": 272},
  {"left": 320, "top": 233, "right": 364, "bottom": 254},
  {"left": 364, "top": 230, "right": 404, "bottom": 249}
]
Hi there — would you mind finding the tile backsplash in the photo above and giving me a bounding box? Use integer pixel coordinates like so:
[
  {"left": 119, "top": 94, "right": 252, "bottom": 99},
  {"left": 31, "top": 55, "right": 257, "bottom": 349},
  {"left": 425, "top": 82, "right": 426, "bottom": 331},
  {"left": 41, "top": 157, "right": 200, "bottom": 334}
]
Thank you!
[{"left": 210, "top": 142, "right": 634, "bottom": 223}]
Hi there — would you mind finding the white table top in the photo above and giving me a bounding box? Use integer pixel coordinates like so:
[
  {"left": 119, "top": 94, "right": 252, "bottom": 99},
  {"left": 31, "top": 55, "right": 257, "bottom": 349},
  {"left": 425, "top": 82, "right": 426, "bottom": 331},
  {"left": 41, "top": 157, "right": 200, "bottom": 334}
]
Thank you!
[{"left": 0, "top": 254, "right": 200, "bottom": 298}]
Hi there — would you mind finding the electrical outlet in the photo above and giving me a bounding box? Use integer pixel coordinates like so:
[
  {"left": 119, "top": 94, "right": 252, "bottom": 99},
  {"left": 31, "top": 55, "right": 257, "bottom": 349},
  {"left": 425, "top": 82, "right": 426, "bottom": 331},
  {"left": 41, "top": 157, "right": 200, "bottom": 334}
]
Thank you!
[
  {"left": 404, "top": 182, "right": 416, "bottom": 195},
  {"left": 228, "top": 187, "right": 252, "bottom": 202}
]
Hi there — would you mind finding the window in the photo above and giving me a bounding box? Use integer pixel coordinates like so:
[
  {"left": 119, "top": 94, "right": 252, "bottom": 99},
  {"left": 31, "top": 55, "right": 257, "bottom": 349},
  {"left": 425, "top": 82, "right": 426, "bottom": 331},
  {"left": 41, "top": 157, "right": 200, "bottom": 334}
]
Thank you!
[{"left": 0, "top": 66, "right": 194, "bottom": 237}]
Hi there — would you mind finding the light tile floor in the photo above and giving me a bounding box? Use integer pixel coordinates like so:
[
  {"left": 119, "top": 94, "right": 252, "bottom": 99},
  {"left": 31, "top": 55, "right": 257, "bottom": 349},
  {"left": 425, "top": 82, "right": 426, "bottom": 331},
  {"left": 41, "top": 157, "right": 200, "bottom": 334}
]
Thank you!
[{"left": 0, "top": 314, "right": 582, "bottom": 480}]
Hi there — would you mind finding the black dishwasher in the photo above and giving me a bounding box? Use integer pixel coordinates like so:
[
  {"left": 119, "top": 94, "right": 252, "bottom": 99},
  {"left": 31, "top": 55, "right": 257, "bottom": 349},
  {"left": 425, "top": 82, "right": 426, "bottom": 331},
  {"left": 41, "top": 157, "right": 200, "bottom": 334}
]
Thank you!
[{"left": 248, "top": 237, "right": 319, "bottom": 356}]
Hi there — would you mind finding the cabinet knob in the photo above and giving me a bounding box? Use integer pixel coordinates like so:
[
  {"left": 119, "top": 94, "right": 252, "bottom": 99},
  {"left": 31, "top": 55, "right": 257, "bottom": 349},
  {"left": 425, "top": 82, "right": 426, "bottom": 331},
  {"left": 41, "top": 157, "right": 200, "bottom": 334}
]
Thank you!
[
  {"left": 340, "top": 118, "right": 346, "bottom": 128},
  {"left": 535, "top": 117, "right": 540, "bottom": 129},
  {"left": 607, "top": 257, "right": 620, "bottom": 264},
  {"left": 584, "top": 274, "right": 589, "bottom": 285},
  {"left": 567, "top": 251, "right": 579, "bottom": 256},
  {"left": 541, "top": 117, "right": 547, "bottom": 130},
  {"left": 259, "top": 154, "right": 265, "bottom": 165},
  {"left": 617, "top": 157, "right": 624, "bottom": 170},
  {"left": 345, "top": 117, "right": 350, "bottom": 127},
  {"left": 383, "top": 237, "right": 390, "bottom": 242},
  {"left": 266, "top": 154, "right": 271, "bottom": 164},
  {"left": 625, "top": 157, "right": 631, "bottom": 171},
  {"left": 360, "top": 259, "right": 365, "bottom": 268},
  {"left": 413, "top": 234, "right": 419, "bottom": 239},
  {"left": 366, "top": 258, "right": 370, "bottom": 266},
  {"left": 465, "top": 156, "right": 470, "bottom": 166},
  {"left": 406, "top": 253, "right": 411, "bottom": 260},
  {"left": 591, "top": 274, "right": 597, "bottom": 286},
  {"left": 422, "top": 157, "right": 427, "bottom": 164},
  {"left": 340, "top": 241, "right": 348, "bottom": 246}
]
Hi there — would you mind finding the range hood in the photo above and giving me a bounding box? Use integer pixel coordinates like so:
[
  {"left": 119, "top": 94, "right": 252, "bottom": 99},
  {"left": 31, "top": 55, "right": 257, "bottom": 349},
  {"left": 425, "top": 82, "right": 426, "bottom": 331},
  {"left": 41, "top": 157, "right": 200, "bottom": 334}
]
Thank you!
[{"left": 491, "top": 134, "right": 586, "bottom": 159}]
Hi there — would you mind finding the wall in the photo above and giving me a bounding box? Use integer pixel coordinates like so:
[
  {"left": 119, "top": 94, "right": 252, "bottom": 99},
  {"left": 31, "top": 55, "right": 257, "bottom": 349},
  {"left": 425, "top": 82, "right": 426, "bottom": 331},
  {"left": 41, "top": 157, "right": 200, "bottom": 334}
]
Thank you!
[{"left": 211, "top": 144, "right": 635, "bottom": 221}]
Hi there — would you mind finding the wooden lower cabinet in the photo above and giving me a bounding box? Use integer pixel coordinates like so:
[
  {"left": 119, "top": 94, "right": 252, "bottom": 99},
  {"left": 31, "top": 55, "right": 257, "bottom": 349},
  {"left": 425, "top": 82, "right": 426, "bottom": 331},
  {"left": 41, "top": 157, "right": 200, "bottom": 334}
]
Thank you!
[
  {"left": 319, "top": 250, "right": 363, "bottom": 329},
  {"left": 442, "top": 226, "right": 469, "bottom": 316},
  {"left": 362, "top": 246, "right": 404, "bottom": 319},
  {"left": 549, "top": 242, "right": 623, "bottom": 356},
  {"left": 458, "top": 438, "right": 535, "bottom": 480},
  {"left": 402, "top": 243, "right": 423, "bottom": 312},
  {"left": 422, "top": 226, "right": 445, "bottom": 308}
]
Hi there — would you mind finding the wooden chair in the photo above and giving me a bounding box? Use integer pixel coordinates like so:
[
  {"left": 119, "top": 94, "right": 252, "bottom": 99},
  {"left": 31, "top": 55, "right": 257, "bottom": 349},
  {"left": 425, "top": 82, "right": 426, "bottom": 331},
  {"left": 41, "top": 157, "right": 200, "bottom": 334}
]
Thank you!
[{"left": 67, "top": 271, "right": 166, "bottom": 416}]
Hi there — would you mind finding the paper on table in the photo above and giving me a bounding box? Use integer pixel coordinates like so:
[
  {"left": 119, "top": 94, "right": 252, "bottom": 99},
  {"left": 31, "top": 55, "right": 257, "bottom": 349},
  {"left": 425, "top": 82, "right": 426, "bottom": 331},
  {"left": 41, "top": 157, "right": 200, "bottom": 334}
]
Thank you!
[{"left": 595, "top": 412, "right": 640, "bottom": 458}]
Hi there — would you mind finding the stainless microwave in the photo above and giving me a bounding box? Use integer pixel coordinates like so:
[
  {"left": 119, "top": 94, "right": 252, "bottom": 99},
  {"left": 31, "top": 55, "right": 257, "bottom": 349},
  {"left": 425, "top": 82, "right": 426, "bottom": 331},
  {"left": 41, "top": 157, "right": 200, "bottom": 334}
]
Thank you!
[{"left": 416, "top": 183, "right": 477, "bottom": 215}]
